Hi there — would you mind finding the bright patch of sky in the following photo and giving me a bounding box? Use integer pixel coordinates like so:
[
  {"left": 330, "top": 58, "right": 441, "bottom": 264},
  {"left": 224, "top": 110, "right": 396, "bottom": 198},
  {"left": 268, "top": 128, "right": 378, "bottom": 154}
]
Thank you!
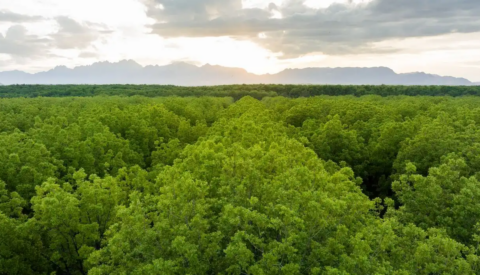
[{"left": 303, "top": 0, "right": 373, "bottom": 9}]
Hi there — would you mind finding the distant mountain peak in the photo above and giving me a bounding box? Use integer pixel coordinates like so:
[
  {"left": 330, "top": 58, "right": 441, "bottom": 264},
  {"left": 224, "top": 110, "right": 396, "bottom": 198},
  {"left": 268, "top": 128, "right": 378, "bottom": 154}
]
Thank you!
[
  {"left": 49, "top": 65, "right": 70, "bottom": 72},
  {"left": 118, "top": 59, "right": 142, "bottom": 67},
  {"left": 0, "top": 60, "right": 473, "bottom": 86},
  {"left": 168, "top": 61, "right": 197, "bottom": 68},
  {"left": 91, "top": 59, "right": 142, "bottom": 69}
]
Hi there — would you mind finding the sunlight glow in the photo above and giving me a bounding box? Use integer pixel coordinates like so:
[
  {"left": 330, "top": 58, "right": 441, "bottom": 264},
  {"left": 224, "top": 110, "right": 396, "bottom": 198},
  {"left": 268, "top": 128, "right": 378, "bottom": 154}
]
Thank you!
[
  {"left": 303, "top": 0, "right": 373, "bottom": 9},
  {"left": 242, "top": 0, "right": 284, "bottom": 9},
  {"left": 258, "top": 32, "right": 267, "bottom": 39},
  {"left": 270, "top": 10, "right": 283, "bottom": 19}
]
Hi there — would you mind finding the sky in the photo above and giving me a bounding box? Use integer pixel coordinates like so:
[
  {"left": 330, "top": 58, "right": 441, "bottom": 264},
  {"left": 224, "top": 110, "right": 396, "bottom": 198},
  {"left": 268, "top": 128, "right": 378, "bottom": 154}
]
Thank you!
[{"left": 1, "top": 0, "right": 480, "bottom": 81}]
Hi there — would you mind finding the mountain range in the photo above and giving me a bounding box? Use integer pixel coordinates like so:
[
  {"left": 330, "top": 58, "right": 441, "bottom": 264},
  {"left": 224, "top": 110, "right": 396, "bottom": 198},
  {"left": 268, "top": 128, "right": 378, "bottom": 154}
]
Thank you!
[{"left": 0, "top": 60, "right": 476, "bottom": 86}]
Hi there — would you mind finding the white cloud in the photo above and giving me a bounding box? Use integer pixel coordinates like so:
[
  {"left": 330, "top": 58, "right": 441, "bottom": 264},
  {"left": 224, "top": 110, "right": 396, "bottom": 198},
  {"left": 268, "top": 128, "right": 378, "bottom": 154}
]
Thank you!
[
  {"left": 303, "top": 0, "right": 373, "bottom": 9},
  {"left": 4, "top": 0, "right": 147, "bottom": 27},
  {"left": 242, "top": 0, "right": 284, "bottom": 9},
  {"left": 270, "top": 10, "right": 283, "bottom": 19}
]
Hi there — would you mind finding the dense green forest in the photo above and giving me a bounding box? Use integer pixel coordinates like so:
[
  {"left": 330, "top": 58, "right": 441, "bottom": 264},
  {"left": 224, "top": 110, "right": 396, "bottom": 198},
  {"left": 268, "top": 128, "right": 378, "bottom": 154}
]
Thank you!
[
  {"left": 3, "top": 92, "right": 480, "bottom": 274},
  {"left": 1, "top": 84, "right": 480, "bottom": 99}
]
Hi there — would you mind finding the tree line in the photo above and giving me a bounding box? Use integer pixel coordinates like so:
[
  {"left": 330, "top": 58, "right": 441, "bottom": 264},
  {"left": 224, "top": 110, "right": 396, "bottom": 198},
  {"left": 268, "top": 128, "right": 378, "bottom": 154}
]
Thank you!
[
  {"left": 3, "top": 95, "right": 480, "bottom": 274},
  {"left": 1, "top": 84, "right": 480, "bottom": 99}
]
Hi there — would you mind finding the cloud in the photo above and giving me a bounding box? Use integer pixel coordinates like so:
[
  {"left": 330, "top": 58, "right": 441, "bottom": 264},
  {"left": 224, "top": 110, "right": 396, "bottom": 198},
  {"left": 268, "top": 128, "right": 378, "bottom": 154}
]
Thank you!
[
  {"left": 145, "top": 0, "right": 480, "bottom": 57},
  {"left": 50, "top": 16, "right": 111, "bottom": 49},
  {"left": 0, "top": 25, "right": 50, "bottom": 57},
  {"left": 78, "top": 51, "right": 98, "bottom": 58},
  {"left": 0, "top": 10, "right": 43, "bottom": 22},
  {"left": 145, "top": 0, "right": 243, "bottom": 22},
  {"left": 0, "top": 17, "right": 111, "bottom": 61}
]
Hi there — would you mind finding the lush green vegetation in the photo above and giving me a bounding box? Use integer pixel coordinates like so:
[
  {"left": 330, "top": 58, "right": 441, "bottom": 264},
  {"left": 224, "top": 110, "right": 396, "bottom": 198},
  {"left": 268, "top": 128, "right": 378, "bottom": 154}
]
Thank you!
[
  {"left": 3, "top": 93, "right": 480, "bottom": 274},
  {"left": 2, "top": 84, "right": 480, "bottom": 99}
]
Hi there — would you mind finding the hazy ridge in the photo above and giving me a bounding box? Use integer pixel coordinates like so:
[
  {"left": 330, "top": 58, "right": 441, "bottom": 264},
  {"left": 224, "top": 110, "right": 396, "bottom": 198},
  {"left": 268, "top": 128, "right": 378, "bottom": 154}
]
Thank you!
[{"left": 0, "top": 60, "right": 473, "bottom": 86}]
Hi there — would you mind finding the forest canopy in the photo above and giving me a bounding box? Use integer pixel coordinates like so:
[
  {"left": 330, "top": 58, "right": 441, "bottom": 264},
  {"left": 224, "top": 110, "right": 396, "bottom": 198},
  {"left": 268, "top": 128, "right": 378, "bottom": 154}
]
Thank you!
[
  {"left": 3, "top": 89, "right": 480, "bottom": 274},
  {"left": 1, "top": 84, "right": 480, "bottom": 99}
]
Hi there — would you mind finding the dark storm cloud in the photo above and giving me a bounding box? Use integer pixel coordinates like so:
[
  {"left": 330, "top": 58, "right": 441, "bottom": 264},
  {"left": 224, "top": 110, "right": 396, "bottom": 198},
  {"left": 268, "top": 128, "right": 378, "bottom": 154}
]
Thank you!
[
  {"left": 145, "top": 0, "right": 480, "bottom": 57},
  {"left": 0, "top": 10, "right": 43, "bottom": 22},
  {"left": 0, "top": 25, "right": 50, "bottom": 56}
]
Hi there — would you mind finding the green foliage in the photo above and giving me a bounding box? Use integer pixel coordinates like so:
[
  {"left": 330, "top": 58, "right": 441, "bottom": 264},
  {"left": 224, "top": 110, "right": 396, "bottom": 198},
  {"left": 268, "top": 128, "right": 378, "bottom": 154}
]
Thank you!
[
  {"left": 3, "top": 84, "right": 480, "bottom": 98},
  {"left": 302, "top": 115, "right": 366, "bottom": 176},
  {"left": 393, "top": 157, "right": 480, "bottom": 245},
  {"left": 0, "top": 131, "right": 60, "bottom": 200},
  {"left": 2, "top": 93, "right": 480, "bottom": 274}
]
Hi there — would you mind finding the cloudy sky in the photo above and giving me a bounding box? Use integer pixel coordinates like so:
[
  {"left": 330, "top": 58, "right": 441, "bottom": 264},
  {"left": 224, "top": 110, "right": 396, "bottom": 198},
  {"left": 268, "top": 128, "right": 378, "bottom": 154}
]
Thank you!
[{"left": 1, "top": 0, "right": 480, "bottom": 81}]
